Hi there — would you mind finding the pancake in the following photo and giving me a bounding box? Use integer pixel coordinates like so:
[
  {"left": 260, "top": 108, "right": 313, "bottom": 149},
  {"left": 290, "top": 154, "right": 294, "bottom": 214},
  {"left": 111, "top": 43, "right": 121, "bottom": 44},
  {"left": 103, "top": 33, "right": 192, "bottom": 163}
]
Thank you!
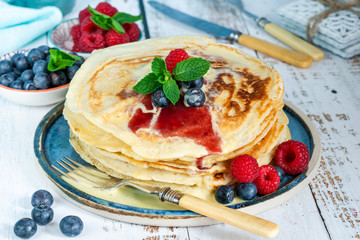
[
  {"left": 64, "top": 35, "right": 290, "bottom": 196},
  {"left": 65, "top": 36, "right": 284, "bottom": 161}
]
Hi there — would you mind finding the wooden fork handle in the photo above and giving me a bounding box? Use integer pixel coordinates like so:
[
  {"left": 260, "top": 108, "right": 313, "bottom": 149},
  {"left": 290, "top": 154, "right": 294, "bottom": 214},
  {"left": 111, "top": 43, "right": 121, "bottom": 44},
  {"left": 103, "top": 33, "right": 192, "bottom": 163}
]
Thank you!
[{"left": 178, "top": 194, "right": 279, "bottom": 238}]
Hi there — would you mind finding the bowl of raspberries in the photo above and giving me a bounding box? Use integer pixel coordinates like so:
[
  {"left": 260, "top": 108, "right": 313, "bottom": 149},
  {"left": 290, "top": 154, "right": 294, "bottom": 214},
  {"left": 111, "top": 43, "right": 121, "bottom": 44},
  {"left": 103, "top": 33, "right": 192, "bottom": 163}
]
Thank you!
[
  {"left": 48, "top": 2, "right": 142, "bottom": 58},
  {"left": 0, "top": 46, "right": 84, "bottom": 106}
]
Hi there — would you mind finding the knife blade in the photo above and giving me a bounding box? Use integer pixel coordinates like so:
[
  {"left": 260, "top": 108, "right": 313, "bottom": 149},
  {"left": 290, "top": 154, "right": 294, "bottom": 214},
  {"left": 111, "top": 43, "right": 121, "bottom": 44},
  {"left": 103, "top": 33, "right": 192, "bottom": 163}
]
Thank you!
[
  {"left": 148, "top": 1, "right": 312, "bottom": 68},
  {"left": 224, "top": 0, "right": 324, "bottom": 61}
]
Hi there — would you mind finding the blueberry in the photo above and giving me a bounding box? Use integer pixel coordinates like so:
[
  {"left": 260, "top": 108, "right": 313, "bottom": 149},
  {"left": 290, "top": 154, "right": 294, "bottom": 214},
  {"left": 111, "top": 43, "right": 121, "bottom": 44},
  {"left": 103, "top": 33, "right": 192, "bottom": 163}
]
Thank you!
[
  {"left": 21, "top": 69, "right": 34, "bottom": 81},
  {"left": 0, "top": 73, "right": 15, "bottom": 87},
  {"left": 31, "top": 189, "right": 53, "bottom": 207},
  {"left": 50, "top": 71, "right": 68, "bottom": 87},
  {"left": 37, "top": 45, "right": 50, "bottom": 56},
  {"left": 59, "top": 215, "right": 84, "bottom": 237},
  {"left": 182, "top": 77, "right": 204, "bottom": 89},
  {"left": 32, "top": 60, "right": 49, "bottom": 74},
  {"left": 8, "top": 71, "right": 21, "bottom": 79},
  {"left": 27, "top": 48, "right": 45, "bottom": 66},
  {"left": 152, "top": 88, "right": 170, "bottom": 108},
  {"left": 33, "top": 73, "right": 51, "bottom": 89},
  {"left": 184, "top": 88, "right": 205, "bottom": 107},
  {"left": 9, "top": 80, "right": 23, "bottom": 90},
  {"left": 274, "top": 166, "right": 285, "bottom": 182},
  {"left": 66, "top": 64, "right": 80, "bottom": 80},
  {"left": 236, "top": 182, "right": 257, "bottom": 200},
  {"left": 14, "top": 218, "right": 37, "bottom": 239},
  {"left": 73, "top": 55, "right": 85, "bottom": 67},
  {"left": 23, "top": 80, "right": 37, "bottom": 90},
  {"left": 11, "top": 53, "right": 24, "bottom": 66},
  {"left": 14, "top": 54, "right": 29, "bottom": 71},
  {"left": 45, "top": 54, "right": 51, "bottom": 63},
  {"left": 214, "top": 185, "right": 234, "bottom": 204},
  {"left": 31, "top": 205, "right": 54, "bottom": 226},
  {"left": 0, "top": 60, "right": 13, "bottom": 75}
]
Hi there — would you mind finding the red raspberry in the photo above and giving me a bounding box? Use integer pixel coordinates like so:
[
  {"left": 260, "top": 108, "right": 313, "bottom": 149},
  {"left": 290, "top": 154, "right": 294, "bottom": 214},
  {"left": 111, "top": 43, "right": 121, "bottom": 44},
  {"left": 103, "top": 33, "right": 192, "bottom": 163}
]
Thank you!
[
  {"left": 81, "top": 16, "right": 106, "bottom": 35},
  {"left": 275, "top": 140, "right": 310, "bottom": 175},
  {"left": 79, "top": 32, "right": 106, "bottom": 53},
  {"left": 72, "top": 43, "right": 81, "bottom": 52},
  {"left": 105, "top": 29, "right": 130, "bottom": 46},
  {"left": 165, "top": 49, "right": 189, "bottom": 73},
  {"left": 95, "top": 2, "right": 118, "bottom": 17},
  {"left": 230, "top": 155, "right": 260, "bottom": 183},
  {"left": 70, "top": 24, "right": 81, "bottom": 43},
  {"left": 123, "top": 23, "right": 141, "bottom": 42},
  {"left": 254, "top": 165, "right": 280, "bottom": 195},
  {"left": 79, "top": 8, "right": 91, "bottom": 23}
]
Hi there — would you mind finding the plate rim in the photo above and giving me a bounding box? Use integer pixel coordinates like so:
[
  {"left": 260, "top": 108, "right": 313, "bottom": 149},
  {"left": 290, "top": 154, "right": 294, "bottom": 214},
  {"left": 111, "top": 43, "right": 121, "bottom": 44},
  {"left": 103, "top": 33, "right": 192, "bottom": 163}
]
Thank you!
[{"left": 34, "top": 100, "right": 321, "bottom": 226}]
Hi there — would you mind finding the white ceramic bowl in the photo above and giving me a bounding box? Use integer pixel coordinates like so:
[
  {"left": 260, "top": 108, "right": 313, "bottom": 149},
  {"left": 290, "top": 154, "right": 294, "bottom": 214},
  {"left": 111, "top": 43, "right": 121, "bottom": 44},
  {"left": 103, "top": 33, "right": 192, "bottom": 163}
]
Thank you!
[
  {"left": 47, "top": 18, "right": 143, "bottom": 59},
  {"left": 0, "top": 49, "right": 69, "bottom": 106}
]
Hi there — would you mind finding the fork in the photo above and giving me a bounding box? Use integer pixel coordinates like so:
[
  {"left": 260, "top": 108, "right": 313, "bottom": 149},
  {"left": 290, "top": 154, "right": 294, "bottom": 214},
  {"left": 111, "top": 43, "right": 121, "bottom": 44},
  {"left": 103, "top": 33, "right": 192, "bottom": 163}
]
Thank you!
[{"left": 53, "top": 157, "right": 279, "bottom": 238}]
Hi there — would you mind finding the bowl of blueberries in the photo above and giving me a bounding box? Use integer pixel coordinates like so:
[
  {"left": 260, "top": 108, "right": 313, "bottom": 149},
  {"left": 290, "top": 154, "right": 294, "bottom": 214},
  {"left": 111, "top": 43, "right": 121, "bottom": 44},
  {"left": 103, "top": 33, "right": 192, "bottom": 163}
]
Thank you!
[{"left": 0, "top": 45, "right": 84, "bottom": 106}]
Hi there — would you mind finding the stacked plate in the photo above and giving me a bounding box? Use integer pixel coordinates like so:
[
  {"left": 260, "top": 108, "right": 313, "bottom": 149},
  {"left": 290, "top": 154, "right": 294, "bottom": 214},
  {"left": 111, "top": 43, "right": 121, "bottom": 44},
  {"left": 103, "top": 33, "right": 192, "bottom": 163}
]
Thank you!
[{"left": 63, "top": 36, "right": 290, "bottom": 200}]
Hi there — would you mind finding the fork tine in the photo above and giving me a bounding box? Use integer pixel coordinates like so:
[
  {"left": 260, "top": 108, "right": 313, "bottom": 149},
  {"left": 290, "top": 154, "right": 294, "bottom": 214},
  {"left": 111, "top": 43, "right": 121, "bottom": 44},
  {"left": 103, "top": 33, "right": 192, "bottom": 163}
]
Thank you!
[
  {"left": 64, "top": 156, "right": 111, "bottom": 179},
  {"left": 58, "top": 159, "right": 101, "bottom": 185},
  {"left": 52, "top": 165, "right": 78, "bottom": 182}
]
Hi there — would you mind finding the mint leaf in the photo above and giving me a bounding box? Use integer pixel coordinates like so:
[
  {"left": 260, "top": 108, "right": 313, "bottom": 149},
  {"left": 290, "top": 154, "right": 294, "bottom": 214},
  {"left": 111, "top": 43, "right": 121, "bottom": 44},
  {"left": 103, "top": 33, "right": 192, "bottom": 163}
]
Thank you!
[
  {"left": 152, "top": 57, "right": 166, "bottom": 76},
  {"left": 163, "top": 79, "right": 180, "bottom": 105},
  {"left": 113, "top": 12, "right": 143, "bottom": 24},
  {"left": 111, "top": 18, "right": 125, "bottom": 34},
  {"left": 47, "top": 49, "right": 81, "bottom": 71},
  {"left": 133, "top": 73, "right": 162, "bottom": 94},
  {"left": 91, "top": 16, "right": 112, "bottom": 30},
  {"left": 172, "top": 58, "right": 210, "bottom": 81}
]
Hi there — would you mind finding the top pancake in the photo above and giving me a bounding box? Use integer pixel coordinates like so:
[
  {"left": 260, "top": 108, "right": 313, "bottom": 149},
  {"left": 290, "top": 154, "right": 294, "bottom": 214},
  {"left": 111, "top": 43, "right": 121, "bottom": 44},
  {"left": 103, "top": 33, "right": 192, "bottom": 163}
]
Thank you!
[{"left": 65, "top": 36, "right": 284, "bottom": 160}]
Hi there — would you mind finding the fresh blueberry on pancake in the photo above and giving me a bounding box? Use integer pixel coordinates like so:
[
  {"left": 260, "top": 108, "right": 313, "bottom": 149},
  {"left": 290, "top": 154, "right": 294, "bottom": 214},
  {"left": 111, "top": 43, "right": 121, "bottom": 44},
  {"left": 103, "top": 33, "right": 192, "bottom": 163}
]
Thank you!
[
  {"left": 152, "top": 88, "right": 170, "bottom": 108},
  {"left": 184, "top": 87, "right": 205, "bottom": 107}
]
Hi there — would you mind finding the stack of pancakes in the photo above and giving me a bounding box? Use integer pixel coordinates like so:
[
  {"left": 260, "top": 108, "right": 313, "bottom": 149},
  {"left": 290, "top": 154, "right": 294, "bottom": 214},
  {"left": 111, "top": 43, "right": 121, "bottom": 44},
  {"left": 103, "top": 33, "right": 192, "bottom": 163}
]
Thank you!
[{"left": 64, "top": 36, "right": 290, "bottom": 198}]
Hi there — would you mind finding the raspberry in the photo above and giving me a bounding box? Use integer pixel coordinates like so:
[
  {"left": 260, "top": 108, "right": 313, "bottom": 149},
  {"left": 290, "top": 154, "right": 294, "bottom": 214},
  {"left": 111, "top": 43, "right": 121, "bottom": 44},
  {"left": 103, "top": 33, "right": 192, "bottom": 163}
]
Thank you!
[
  {"left": 79, "top": 8, "right": 91, "bottom": 23},
  {"left": 254, "top": 165, "right": 280, "bottom": 195},
  {"left": 123, "top": 23, "right": 141, "bottom": 42},
  {"left": 95, "top": 2, "right": 118, "bottom": 17},
  {"left": 70, "top": 24, "right": 81, "bottom": 43},
  {"left": 230, "top": 154, "right": 260, "bottom": 183},
  {"left": 81, "top": 16, "right": 106, "bottom": 35},
  {"left": 105, "top": 29, "right": 130, "bottom": 46},
  {"left": 72, "top": 43, "right": 81, "bottom": 52},
  {"left": 275, "top": 140, "right": 310, "bottom": 175},
  {"left": 165, "top": 49, "right": 189, "bottom": 73},
  {"left": 79, "top": 32, "right": 106, "bottom": 53}
]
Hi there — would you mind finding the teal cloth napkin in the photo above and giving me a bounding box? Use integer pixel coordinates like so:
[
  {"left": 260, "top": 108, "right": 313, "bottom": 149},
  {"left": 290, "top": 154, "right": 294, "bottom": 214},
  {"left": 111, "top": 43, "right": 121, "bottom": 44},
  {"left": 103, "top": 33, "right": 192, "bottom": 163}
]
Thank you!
[{"left": 0, "top": 1, "right": 62, "bottom": 55}]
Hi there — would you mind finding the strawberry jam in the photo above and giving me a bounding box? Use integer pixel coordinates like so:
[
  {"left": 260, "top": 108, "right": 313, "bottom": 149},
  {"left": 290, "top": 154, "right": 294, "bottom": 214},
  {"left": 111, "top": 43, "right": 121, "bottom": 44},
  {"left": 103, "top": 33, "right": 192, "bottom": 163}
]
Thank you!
[
  {"left": 128, "top": 95, "right": 153, "bottom": 132},
  {"left": 129, "top": 96, "right": 221, "bottom": 153}
]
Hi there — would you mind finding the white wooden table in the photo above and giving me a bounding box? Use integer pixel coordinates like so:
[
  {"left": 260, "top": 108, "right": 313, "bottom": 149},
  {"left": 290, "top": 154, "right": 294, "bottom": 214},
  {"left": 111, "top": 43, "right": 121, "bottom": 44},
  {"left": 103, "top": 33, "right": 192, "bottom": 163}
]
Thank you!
[{"left": 1, "top": 0, "right": 359, "bottom": 239}]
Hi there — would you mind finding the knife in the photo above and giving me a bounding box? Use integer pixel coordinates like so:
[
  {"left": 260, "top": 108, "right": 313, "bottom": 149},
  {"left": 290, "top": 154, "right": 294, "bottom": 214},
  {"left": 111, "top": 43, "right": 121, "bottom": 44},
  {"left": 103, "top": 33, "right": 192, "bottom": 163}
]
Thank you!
[
  {"left": 148, "top": 1, "right": 312, "bottom": 68},
  {"left": 225, "top": 0, "right": 324, "bottom": 61}
]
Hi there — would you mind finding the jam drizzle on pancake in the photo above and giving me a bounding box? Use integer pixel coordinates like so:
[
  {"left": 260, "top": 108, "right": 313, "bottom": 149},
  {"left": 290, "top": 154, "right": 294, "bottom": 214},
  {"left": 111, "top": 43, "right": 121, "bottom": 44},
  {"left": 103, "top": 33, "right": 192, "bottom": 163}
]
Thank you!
[{"left": 129, "top": 95, "right": 221, "bottom": 154}]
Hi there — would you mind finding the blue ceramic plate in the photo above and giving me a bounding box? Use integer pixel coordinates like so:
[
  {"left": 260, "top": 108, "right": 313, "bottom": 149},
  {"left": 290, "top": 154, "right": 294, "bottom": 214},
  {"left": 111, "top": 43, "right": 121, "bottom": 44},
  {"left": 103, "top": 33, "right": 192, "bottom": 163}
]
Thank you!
[{"left": 34, "top": 101, "right": 321, "bottom": 226}]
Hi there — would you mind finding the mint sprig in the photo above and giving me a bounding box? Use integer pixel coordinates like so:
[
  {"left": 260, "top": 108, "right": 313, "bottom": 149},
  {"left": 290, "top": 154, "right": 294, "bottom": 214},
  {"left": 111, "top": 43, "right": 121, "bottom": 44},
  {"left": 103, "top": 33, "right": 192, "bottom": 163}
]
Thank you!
[
  {"left": 88, "top": 6, "right": 142, "bottom": 34},
  {"left": 133, "top": 57, "right": 210, "bottom": 105},
  {"left": 47, "top": 49, "right": 81, "bottom": 72}
]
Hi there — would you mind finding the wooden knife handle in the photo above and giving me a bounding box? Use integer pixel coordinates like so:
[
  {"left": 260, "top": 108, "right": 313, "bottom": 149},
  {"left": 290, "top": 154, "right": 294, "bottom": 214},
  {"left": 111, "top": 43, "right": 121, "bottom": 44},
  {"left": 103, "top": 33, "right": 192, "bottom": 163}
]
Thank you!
[
  {"left": 178, "top": 194, "right": 279, "bottom": 239},
  {"left": 237, "top": 34, "right": 312, "bottom": 68},
  {"left": 263, "top": 23, "right": 324, "bottom": 61}
]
